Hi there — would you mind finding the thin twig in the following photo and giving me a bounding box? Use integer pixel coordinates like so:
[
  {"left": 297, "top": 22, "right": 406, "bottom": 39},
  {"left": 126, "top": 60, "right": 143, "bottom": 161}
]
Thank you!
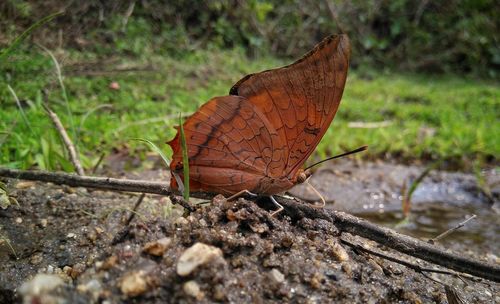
[
  {"left": 126, "top": 193, "right": 146, "bottom": 225},
  {"left": 42, "top": 104, "right": 84, "bottom": 176},
  {"left": 0, "top": 167, "right": 499, "bottom": 282},
  {"left": 111, "top": 193, "right": 146, "bottom": 245},
  {"left": 121, "top": 1, "right": 136, "bottom": 32},
  {"left": 169, "top": 194, "right": 196, "bottom": 212},
  {"left": 428, "top": 214, "right": 477, "bottom": 244},
  {"left": 445, "top": 285, "right": 468, "bottom": 304},
  {"left": 276, "top": 196, "right": 500, "bottom": 282},
  {"left": 0, "top": 168, "right": 173, "bottom": 196},
  {"left": 91, "top": 152, "right": 106, "bottom": 174},
  {"left": 341, "top": 238, "right": 460, "bottom": 277}
]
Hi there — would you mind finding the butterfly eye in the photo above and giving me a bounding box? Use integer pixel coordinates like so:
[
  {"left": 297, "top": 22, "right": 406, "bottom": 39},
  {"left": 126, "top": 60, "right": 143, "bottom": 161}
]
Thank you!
[{"left": 296, "top": 171, "right": 308, "bottom": 184}]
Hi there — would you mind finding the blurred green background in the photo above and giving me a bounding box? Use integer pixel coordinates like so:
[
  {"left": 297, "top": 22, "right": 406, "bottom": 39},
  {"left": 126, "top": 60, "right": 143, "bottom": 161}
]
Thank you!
[{"left": 0, "top": 0, "right": 498, "bottom": 172}]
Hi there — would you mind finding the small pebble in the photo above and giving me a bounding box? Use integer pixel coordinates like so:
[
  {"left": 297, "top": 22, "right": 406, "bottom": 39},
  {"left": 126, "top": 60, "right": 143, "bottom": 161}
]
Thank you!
[
  {"left": 143, "top": 237, "right": 172, "bottom": 256},
  {"left": 119, "top": 271, "right": 148, "bottom": 297},
  {"left": 177, "top": 242, "right": 223, "bottom": 276},
  {"left": 174, "top": 217, "right": 189, "bottom": 226},
  {"left": 15, "top": 181, "right": 35, "bottom": 189},
  {"left": 183, "top": 280, "right": 203, "bottom": 300},
  {"left": 46, "top": 265, "right": 54, "bottom": 274},
  {"left": 70, "top": 263, "right": 86, "bottom": 279},
  {"left": 67, "top": 232, "right": 76, "bottom": 239},
  {"left": 310, "top": 272, "right": 325, "bottom": 289},
  {"left": 30, "top": 253, "right": 43, "bottom": 265},
  {"left": 19, "top": 274, "right": 63, "bottom": 297},
  {"left": 213, "top": 284, "right": 226, "bottom": 301},
  {"left": 99, "top": 255, "right": 118, "bottom": 270},
  {"left": 77, "top": 279, "right": 102, "bottom": 299},
  {"left": 87, "top": 231, "right": 98, "bottom": 242},
  {"left": 40, "top": 218, "right": 48, "bottom": 228},
  {"left": 211, "top": 194, "right": 226, "bottom": 205},
  {"left": 268, "top": 269, "right": 285, "bottom": 284},
  {"left": 341, "top": 262, "right": 352, "bottom": 277},
  {"left": 63, "top": 266, "right": 72, "bottom": 276},
  {"left": 328, "top": 239, "right": 349, "bottom": 262}
]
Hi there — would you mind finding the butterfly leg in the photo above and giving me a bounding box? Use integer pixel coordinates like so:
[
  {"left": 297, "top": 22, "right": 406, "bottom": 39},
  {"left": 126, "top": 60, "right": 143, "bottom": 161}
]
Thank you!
[
  {"left": 172, "top": 172, "right": 185, "bottom": 193},
  {"left": 225, "top": 189, "right": 258, "bottom": 202},
  {"left": 269, "top": 195, "right": 284, "bottom": 217}
]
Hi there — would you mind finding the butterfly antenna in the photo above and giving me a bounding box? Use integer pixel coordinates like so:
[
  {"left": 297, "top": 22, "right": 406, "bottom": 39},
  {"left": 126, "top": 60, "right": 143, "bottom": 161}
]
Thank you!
[
  {"left": 305, "top": 145, "right": 368, "bottom": 171},
  {"left": 304, "top": 179, "right": 326, "bottom": 208}
]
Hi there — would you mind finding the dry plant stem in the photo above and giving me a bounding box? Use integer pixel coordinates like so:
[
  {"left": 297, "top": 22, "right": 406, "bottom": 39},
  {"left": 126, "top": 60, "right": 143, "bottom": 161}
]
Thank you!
[
  {"left": 1, "top": 167, "right": 499, "bottom": 282},
  {"left": 429, "top": 214, "right": 477, "bottom": 244},
  {"left": 126, "top": 193, "right": 146, "bottom": 225},
  {"left": 276, "top": 196, "right": 500, "bottom": 283},
  {"left": 42, "top": 104, "right": 84, "bottom": 176},
  {"left": 0, "top": 168, "right": 173, "bottom": 196},
  {"left": 341, "top": 238, "right": 462, "bottom": 277},
  {"left": 169, "top": 194, "right": 196, "bottom": 212}
]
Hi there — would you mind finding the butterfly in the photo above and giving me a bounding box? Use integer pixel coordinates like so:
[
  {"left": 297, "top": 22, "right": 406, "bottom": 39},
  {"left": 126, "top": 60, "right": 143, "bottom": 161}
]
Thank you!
[{"left": 168, "top": 34, "right": 351, "bottom": 204}]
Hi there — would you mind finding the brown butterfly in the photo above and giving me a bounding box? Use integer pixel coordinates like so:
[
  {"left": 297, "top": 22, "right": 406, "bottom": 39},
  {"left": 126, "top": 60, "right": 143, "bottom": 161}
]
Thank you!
[{"left": 168, "top": 34, "right": 351, "bottom": 207}]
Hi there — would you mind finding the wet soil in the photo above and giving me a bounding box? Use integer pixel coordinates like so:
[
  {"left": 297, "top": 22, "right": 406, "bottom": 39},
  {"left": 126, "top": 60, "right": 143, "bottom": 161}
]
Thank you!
[{"left": 0, "top": 160, "right": 498, "bottom": 303}]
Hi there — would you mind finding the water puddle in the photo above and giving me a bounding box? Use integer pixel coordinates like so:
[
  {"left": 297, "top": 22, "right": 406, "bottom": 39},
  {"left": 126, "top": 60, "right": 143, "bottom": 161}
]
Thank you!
[{"left": 290, "top": 160, "right": 499, "bottom": 256}]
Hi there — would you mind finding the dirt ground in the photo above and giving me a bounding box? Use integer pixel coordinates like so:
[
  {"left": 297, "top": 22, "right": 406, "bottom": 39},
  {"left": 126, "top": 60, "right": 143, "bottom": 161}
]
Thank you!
[{"left": 0, "top": 160, "right": 498, "bottom": 303}]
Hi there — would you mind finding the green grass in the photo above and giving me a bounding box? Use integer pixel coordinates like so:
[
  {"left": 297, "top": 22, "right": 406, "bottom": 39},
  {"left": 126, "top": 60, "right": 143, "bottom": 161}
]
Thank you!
[{"left": 1, "top": 47, "right": 498, "bottom": 171}]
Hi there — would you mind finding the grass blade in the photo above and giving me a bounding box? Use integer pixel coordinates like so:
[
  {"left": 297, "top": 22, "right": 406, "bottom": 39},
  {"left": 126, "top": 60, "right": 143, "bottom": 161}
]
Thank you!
[
  {"left": 7, "top": 85, "right": 33, "bottom": 135},
  {"left": 131, "top": 138, "right": 171, "bottom": 167},
  {"left": 401, "top": 161, "right": 441, "bottom": 218},
  {"left": 37, "top": 43, "right": 76, "bottom": 141},
  {"left": 77, "top": 104, "right": 113, "bottom": 146},
  {"left": 0, "top": 11, "right": 63, "bottom": 62},
  {"left": 179, "top": 115, "right": 190, "bottom": 201}
]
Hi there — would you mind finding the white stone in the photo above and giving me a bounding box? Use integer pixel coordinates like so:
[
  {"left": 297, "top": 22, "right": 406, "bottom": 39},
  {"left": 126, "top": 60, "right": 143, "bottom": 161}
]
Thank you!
[
  {"left": 183, "top": 280, "right": 203, "bottom": 299},
  {"left": 19, "top": 274, "right": 63, "bottom": 296},
  {"left": 269, "top": 269, "right": 285, "bottom": 284},
  {"left": 176, "top": 242, "right": 223, "bottom": 276}
]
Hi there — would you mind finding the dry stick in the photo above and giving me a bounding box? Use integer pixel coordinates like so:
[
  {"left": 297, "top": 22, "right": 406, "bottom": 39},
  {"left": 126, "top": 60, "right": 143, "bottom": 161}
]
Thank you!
[
  {"left": 340, "top": 238, "right": 467, "bottom": 278},
  {"left": 0, "top": 167, "right": 499, "bottom": 283},
  {"left": 91, "top": 153, "right": 106, "bottom": 174},
  {"left": 125, "top": 193, "right": 146, "bottom": 225},
  {"left": 42, "top": 104, "right": 84, "bottom": 176},
  {"left": 275, "top": 196, "right": 500, "bottom": 283},
  {"left": 111, "top": 193, "right": 147, "bottom": 245},
  {"left": 428, "top": 214, "right": 477, "bottom": 244},
  {"left": 0, "top": 168, "right": 173, "bottom": 196}
]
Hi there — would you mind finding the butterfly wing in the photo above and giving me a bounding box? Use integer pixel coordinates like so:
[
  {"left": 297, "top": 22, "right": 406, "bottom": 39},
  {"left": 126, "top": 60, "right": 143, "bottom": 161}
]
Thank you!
[
  {"left": 229, "top": 34, "right": 351, "bottom": 179},
  {"left": 168, "top": 34, "right": 351, "bottom": 195},
  {"left": 168, "top": 95, "right": 288, "bottom": 195}
]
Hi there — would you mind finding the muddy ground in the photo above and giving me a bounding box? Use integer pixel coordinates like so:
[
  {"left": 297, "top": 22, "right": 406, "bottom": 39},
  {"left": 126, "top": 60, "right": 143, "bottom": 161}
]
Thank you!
[{"left": 0, "top": 160, "right": 498, "bottom": 303}]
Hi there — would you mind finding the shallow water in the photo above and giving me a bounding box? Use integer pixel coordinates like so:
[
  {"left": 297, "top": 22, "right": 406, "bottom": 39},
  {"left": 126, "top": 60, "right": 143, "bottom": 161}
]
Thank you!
[{"left": 290, "top": 160, "right": 499, "bottom": 257}]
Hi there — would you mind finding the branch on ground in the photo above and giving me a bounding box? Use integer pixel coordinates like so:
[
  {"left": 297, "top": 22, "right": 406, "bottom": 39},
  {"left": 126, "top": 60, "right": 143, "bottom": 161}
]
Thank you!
[
  {"left": 42, "top": 104, "right": 84, "bottom": 176},
  {"left": 0, "top": 167, "right": 499, "bottom": 283}
]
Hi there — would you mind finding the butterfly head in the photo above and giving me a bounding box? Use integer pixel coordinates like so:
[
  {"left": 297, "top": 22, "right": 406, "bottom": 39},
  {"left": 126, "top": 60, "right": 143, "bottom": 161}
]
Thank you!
[{"left": 295, "top": 168, "right": 312, "bottom": 185}]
